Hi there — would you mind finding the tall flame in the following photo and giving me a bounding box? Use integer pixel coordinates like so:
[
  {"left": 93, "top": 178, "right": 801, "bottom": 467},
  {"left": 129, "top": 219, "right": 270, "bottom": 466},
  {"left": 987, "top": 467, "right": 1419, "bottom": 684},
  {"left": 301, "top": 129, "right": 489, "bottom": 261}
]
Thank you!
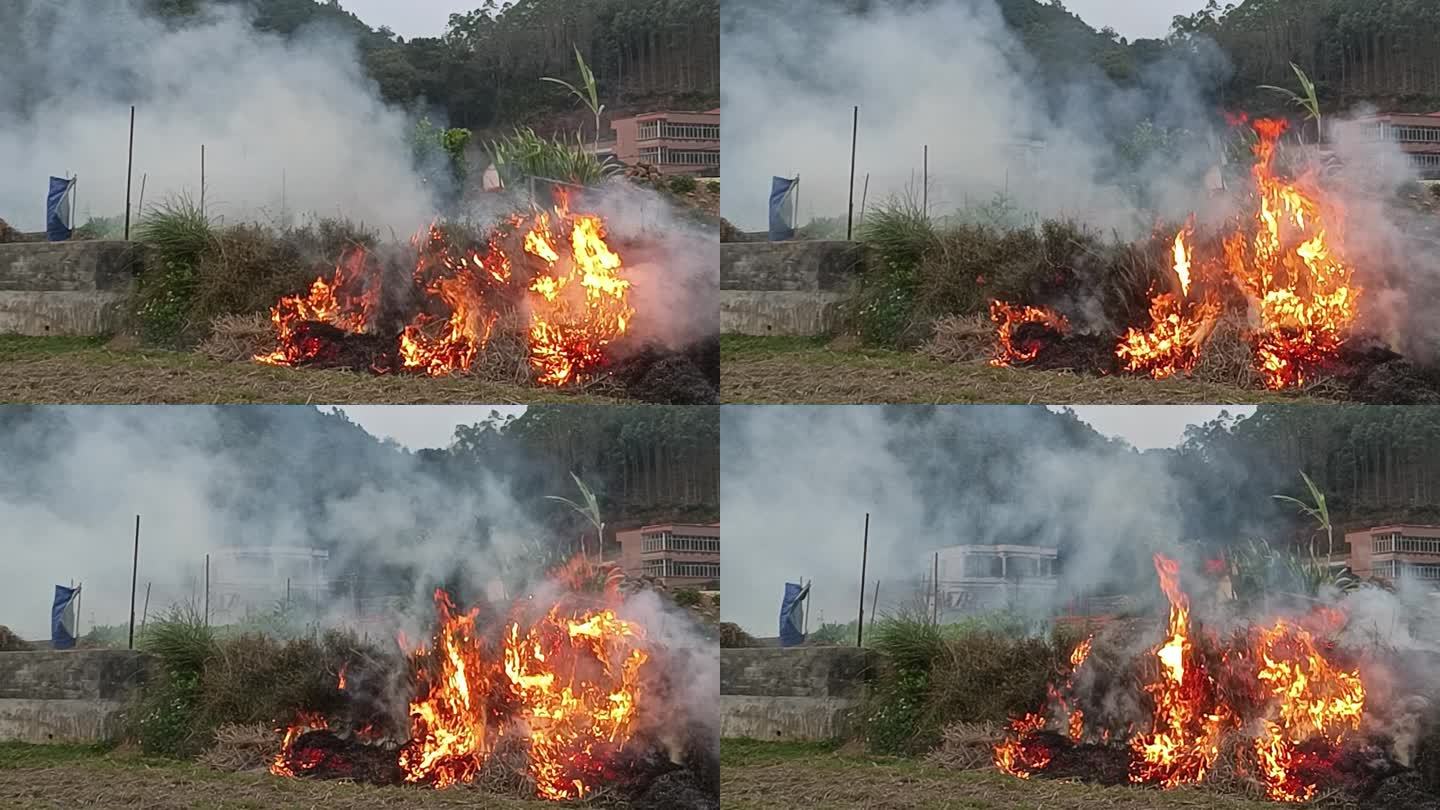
[{"left": 257, "top": 198, "right": 632, "bottom": 387}]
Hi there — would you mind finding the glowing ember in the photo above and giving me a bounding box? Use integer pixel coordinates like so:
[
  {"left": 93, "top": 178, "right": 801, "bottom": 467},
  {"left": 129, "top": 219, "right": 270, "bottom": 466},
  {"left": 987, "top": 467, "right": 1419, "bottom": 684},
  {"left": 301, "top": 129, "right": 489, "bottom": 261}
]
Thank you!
[
  {"left": 257, "top": 196, "right": 633, "bottom": 387},
  {"left": 270, "top": 711, "right": 331, "bottom": 777},
  {"left": 989, "top": 300, "right": 1071, "bottom": 367},
  {"left": 993, "top": 712, "right": 1052, "bottom": 778}
]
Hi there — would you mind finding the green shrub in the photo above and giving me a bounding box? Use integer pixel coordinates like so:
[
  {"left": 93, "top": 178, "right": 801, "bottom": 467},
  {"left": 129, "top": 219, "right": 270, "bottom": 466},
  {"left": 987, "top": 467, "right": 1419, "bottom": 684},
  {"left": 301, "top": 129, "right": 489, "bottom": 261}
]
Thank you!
[
  {"left": 132, "top": 195, "right": 214, "bottom": 345},
  {"left": 673, "top": 588, "right": 703, "bottom": 608},
  {"left": 130, "top": 608, "right": 215, "bottom": 756},
  {"left": 850, "top": 197, "right": 934, "bottom": 348},
  {"left": 863, "top": 615, "right": 1066, "bottom": 754},
  {"left": 668, "top": 174, "right": 698, "bottom": 194},
  {"left": 189, "top": 224, "right": 314, "bottom": 331}
]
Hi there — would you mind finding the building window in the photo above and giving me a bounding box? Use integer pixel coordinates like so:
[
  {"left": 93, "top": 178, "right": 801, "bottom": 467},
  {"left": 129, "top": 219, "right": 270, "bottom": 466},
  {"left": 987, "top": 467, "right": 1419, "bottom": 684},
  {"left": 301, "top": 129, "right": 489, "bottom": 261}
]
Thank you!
[
  {"left": 660, "top": 122, "right": 720, "bottom": 140},
  {"left": 669, "top": 560, "right": 720, "bottom": 578},
  {"left": 638, "top": 121, "right": 660, "bottom": 140},
  {"left": 662, "top": 149, "right": 720, "bottom": 167},
  {"left": 638, "top": 147, "right": 662, "bottom": 164},
  {"left": 639, "top": 531, "right": 720, "bottom": 554}
]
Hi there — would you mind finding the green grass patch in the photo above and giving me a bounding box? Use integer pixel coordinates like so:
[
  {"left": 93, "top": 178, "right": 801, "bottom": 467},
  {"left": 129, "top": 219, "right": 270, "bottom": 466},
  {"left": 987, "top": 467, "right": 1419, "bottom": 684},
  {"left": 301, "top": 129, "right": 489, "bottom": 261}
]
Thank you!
[{"left": 720, "top": 738, "right": 843, "bottom": 768}]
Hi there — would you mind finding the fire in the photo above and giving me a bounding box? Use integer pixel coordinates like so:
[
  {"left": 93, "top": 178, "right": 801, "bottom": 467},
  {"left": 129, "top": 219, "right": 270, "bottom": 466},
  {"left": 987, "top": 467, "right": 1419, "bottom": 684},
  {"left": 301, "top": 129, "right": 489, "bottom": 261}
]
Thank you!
[
  {"left": 256, "top": 195, "right": 633, "bottom": 387},
  {"left": 1249, "top": 620, "right": 1365, "bottom": 802},
  {"left": 503, "top": 608, "right": 649, "bottom": 799},
  {"left": 272, "top": 587, "right": 651, "bottom": 800},
  {"left": 995, "top": 554, "right": 1369, "bottom": 802},
  {"left": 995, "top": 117, "right": 1361, "bottom": 388},
  {"left": 398, "top": 590, "right": 497, "bottom": 788},
  {"left": 1128, "top": 554, "right": 1229, "bottom": 788},
  {"left": 270, "top": 711, "right": 330, "bottom": 777},
  {"left": 989, "top": 300, "right": 1071, "bottom": 367},
  {"left": 993, "top": 712, "right": 1051, "bottom": 778}
]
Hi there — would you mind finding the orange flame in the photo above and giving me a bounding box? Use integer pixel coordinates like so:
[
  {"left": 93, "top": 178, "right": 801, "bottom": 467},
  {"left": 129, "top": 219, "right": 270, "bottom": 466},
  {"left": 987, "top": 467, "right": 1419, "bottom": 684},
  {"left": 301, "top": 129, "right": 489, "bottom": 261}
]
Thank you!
[
  {"left": 998, "top": 118, "right": 1361, "bottom": 388},
  {"left": 257, "top": 197, "right": 632, "bottom": 387},
  {"left": 995, "top": 555, "right": 1369, "bottom": 800},
  {"left": 270, "top": 711, "right": 330, "bottom": 777},
  {"left": 1128, "top": 554, "right": 1230, "bottom": 788},
  {"left": 989, "top": 300, "right": 1071, "bottom": 367}
]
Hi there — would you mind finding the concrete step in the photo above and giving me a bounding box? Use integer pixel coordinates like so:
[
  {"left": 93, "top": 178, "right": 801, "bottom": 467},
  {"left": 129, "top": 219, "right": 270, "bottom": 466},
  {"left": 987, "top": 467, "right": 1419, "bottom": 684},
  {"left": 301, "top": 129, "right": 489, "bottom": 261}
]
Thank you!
[
  {"left": 0, "top": 290, "right": 130, "bottom": 336},
  {"left": 0, "top": 241, "right": 142, "bottom": 292}
]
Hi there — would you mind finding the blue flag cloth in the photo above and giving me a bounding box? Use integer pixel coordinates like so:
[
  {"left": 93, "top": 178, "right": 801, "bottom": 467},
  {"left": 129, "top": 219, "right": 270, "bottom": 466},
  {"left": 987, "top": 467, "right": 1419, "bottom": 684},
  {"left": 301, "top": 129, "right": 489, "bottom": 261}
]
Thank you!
[
  {"left": 51, "top": 585, "right": 80, "bottom": 649},
  {"left": 778, "top": 580, "right": 810, "bottom": 647},
  {"left": 46, "top": 176, "right": 75, "bottom": 241},
  {"left": 768, "top": 176, "right": 798, "bottom": 241}
]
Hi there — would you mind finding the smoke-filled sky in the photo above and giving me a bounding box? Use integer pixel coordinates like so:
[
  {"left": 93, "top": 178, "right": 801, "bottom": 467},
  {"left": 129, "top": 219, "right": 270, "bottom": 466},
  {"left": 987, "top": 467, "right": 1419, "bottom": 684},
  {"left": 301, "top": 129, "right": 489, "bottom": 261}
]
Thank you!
[
  {"left": 0, "top": 406, "right": 541, "bottom": 640},
  {"left": 720, "top": 0, "right": 1229, "bottom": 234},
  {"left": 0, "top": 1, "right": 434, "bottom": 231},
  {"left": 720, "top": 405, "right": 1261, "bottom": 636}
]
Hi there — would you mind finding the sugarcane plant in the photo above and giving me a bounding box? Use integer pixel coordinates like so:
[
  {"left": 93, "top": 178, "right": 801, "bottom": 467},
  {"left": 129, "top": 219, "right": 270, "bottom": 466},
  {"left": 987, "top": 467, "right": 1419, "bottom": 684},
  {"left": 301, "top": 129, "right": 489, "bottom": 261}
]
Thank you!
[
  {"left": 1259, "top": 62, "right": 1323, "bottom": 145},
  {"left": 542, "top": 46, "right": 605, "bottom": 153},
  {"left": 546, "top": 471, "right": 605, "bottom": 565}
]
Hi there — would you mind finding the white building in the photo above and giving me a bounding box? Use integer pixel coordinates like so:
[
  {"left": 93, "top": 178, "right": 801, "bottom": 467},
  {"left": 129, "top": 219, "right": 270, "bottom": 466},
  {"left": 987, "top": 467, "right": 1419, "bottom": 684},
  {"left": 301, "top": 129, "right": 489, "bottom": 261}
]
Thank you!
[{"left": 926, "top": 543, "right": 1059, "bottom": 616}]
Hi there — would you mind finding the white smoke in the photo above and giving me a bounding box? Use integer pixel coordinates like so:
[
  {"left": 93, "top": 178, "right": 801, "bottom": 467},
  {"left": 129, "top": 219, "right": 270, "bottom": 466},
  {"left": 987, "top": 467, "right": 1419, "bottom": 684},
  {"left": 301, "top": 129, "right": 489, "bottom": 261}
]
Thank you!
[{"left": 0, "top": 1, "right": 433, "bottom": 232}]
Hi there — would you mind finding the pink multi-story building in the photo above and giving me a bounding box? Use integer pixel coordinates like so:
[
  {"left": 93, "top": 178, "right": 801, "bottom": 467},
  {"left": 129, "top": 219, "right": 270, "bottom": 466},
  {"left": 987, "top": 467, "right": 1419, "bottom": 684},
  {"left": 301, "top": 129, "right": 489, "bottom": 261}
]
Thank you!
[
  {"left": 1343, "top": 524, "right": 1440, "bottom": 583},
  {"left": 616, "top": 522, "right": 720, "bottom": 588},
  {"left": 605, "top": 109, "right": 720, "bottom": 176}
]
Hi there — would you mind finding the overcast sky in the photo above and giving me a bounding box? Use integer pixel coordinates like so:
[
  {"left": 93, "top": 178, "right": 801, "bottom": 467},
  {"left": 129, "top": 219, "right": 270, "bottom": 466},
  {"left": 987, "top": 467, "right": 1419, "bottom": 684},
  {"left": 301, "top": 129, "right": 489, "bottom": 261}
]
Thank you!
[
  {"left": 339, "top": 0, "right": 462, "bottom": 40},
  {"left": 1061, "top": 0, "right": 1195, "bottom": 41},
  {"left": 1060, "top": 405, "right": 1256, "bottom": 449},
  {"left": 337, "top": 405, "right": 527, "bottom": 449}
]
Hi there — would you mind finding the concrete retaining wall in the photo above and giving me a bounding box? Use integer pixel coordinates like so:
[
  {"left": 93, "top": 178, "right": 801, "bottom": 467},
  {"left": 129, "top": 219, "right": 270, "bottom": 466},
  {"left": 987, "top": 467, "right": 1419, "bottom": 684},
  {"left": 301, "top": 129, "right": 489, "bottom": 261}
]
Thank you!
[
  {"left": 0, "top": 650, "right": 153, "bottom": 743},
  {"left": 719, "top": 240, "right": 867, "bottom": 336},
  {"left": 720, "top": 646, "right": 875, "bottom": 741},
  {"left": 0, "top": 241, "right": 142, "bottom": 336}
]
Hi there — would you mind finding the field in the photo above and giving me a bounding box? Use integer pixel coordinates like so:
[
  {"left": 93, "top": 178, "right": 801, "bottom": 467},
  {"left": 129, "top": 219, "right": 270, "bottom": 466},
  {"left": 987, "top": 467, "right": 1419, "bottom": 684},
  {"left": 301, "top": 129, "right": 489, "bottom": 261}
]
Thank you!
[
  {"left": 719, "top": 337, "right": 1320, "bottom": 405},
  {"left": 720, "top": 740, "right": 1287, "bottom": 810},
  {"left": 0, "top": 744, "right": 558, "bottom": 809},
  {"left": 0, "top": 337, "right": 610, "bottom": 404}
]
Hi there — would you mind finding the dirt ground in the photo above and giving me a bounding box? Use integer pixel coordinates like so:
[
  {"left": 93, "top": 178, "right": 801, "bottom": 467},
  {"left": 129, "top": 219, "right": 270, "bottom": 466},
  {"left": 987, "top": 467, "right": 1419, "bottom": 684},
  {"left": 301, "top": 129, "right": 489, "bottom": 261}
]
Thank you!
[
  {"left": 0, "top": 744, "right": 563, "bottom": 809},
  {"left": 0, "top": 337, "right": 611, "bottom": 404},
  {"left": 720, "top": 740, "right": 1302, "bottom": 810},
  {"left": 719, "top": 336, "right": 1323, "bottom": 405}
]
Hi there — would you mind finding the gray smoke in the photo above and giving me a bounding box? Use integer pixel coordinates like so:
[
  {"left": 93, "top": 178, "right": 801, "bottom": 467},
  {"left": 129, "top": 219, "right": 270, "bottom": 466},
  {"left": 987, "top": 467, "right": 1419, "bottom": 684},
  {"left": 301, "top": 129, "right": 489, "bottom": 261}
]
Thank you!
[
  {"left": 0, "top": 1, "right": 433, "bottom": 232},
  {"left": 720, "top": 0, "right": 1231, "bottom": 236}
]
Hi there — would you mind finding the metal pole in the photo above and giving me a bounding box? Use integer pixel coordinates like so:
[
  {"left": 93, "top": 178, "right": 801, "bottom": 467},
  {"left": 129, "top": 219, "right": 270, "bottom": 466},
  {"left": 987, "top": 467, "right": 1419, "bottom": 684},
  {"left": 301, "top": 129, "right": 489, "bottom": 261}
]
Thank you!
[
  {"left": 869, "top": 581, "right": 880, "bottom": 632},
  {"left": 859, "top": 173, "right": 870, "bottom": 223},
  {"left": 140, "top": 582, "right": 151, "bottom": 632},
  {"left": 75, "top": 582, "right": 82, "bottom": 639},
  {"left": 923, "top": 144, "right": 929, "bottom": 217},
  {"left": 856, "top": 512, "right": 869, "bottom": 647},
  {"left": 70, "top": 175, "right": 77, "bottom": 235},
  {"left": 200, "top": 144, "right": 206, "bottom": 218},
  {"left": 128, "top": 515, "right": 140, "bottom": 650},
  {"left": 124, "top": 106, "right": 135, "bottom": 240},
  {"left": 137, "top": 174, "right": 147, "bottom": 219},
  {"left": 204, "top": 553, "right": 210, "bottom": 627},
  {"left": 792, "top": 173, "right": 800, "bottom": 232},
  {"left": 932, "top": 552, "right": 940, "bottom": 625},
  {"left": 846, "top": 106, "right": 858, "bottom": 240}
]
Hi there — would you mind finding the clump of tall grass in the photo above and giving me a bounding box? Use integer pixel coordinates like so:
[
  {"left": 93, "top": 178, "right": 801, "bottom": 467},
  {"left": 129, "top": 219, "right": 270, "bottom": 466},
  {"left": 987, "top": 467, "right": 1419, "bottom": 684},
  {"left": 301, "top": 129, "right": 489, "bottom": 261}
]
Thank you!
[
  {"left": 132, "top": 195, "right": 214, "bottom": 344},
  {"left": 489, "top": 126, "right": 620, "bottom": 187}
]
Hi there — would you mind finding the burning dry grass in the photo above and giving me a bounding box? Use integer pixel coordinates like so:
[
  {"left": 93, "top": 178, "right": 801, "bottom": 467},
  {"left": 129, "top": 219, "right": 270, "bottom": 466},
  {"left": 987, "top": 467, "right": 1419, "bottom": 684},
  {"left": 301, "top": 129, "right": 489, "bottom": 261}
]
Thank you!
[
  {"left": 720, "top": 336, "right": 1316, "bottom": 405},
  {"left": 720, "top": 740, "right": 1283, "bottom": 810}
]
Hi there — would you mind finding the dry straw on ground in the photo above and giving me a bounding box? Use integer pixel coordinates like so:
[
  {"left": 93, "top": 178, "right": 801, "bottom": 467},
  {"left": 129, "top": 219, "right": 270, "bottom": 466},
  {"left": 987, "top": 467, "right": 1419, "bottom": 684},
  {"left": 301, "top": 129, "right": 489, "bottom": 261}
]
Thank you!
[
  {"left": 920, "top": 314, "right": 994, "bottom": 365},
  {"left": 198, "top": 313, "right": 274, "bottom": 363},
  {"left": 199, "top": 723, "right": 279, "bottom": 772},
  {"left": 923, "top": 721, "right": 1004, "bottom": 771}
]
